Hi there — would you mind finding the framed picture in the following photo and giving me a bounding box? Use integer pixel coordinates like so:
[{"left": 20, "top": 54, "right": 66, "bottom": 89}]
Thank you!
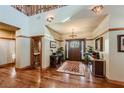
[
  {"left": 117, "top": 35, "right": 124, "bottom": 52},
  {"left": 50, "top": 41, "right": 56, "bottom": 48},
  {"left": 95, "top": 37, "right": 103, "bottom": 51}
]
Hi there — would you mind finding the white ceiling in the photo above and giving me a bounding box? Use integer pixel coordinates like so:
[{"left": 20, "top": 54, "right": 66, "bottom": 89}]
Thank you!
[
  {"left": 47, "top": 5, "right": 108, "bottom": 34},
  {"left": 47, "top": 15, "right": 106, "bottom": 34}
]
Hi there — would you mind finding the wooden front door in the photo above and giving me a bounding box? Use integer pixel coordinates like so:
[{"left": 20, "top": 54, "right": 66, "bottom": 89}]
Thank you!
[{"left": 67, "top": 40, "right": 82, "bottom": 61}]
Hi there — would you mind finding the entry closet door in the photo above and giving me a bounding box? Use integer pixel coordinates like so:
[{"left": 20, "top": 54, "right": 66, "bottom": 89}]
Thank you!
[{"left": 0, "top": 39, "right": 15, "bottom": 64}]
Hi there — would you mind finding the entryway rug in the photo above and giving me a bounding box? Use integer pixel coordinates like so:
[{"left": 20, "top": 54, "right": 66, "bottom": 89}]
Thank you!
[{"left": 57, "top": 61, "right": 85, "bottom": 76}]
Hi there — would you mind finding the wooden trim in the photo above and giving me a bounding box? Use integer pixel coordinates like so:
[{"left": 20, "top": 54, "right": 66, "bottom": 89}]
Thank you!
[
  {"left": 65, "top": 39, "right": 86, "bottom": 61},
  {"left": 0, "top": 37, "right": 15, "bottom": 40},
  {"left": 42, "top": 66, "right": 50, "bottom": 70},
  {"left": 21, "top": 65, "right": 32, "bottom": 70},
  {"left": 30, "top": 35, "right": 44, "bottom": 38},
  {"left": 66, "top": 38, "right": 85, "bottom": 41},
  {"left": 12, "top": 5, "right": 66, "bottom": 16},
  {"left": 15, "top": 65, "right": 32, "bottom": 71},
  {"left": 55, "top": 39, "right": 63, "bottom": 42},
  {"left": 40, "top": 37, "right": 42, "bottom": 69},
  {"left": 84, "top": 27, "right": 124, "bottom": 41},
  {"left": 16, "top": 35, "right": 44, "bottom": 38},
  {"left": 30, "top": 38, "right": 34, "bottom": 67},
  {"left": 85, "top": 39, "right": 94, "bottom": 41},
  {"left": 0, "top": 22, "right": 20, "bottom": 31},
  {"left": 0, "top": 63, "right": 15, "bottom": 68},
  {"left": 83, "top": 30, "right": 108, "bottom": 41},
  {"left": 109, "top": 27, "right": 124, "bottom": 31},
  {"left": 30, "top": 36, "right": 42, "bottom": 68},
  {"left": 16, "top": 35, "right": 30, "bottom": 38},
  {"left": 95, "top": 37, "right": 103, "bottom": 51},
  {"left": 106, "top": 77, "right": 124, "bottom": 86},
  {"left": 95, "top": 30, "right": 108, "bottom": 39}
]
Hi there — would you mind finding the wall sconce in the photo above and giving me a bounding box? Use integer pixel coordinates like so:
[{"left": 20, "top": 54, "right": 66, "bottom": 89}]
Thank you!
[
  {"left": 90, "top": 5, "right": 104, "bottom": 15},
  {"left": 47, "top": 16, "right": 54, "bottom": 22}
]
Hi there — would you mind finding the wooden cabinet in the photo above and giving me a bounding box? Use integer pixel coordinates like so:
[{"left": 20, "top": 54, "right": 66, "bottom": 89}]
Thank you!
[
  {"left": 92, "top": 59, "right": 105, "bottom": 77},
  {"left": 31, "top": 36, "right": 42, "bottom": 68},
  {"left": 50, "top": 54, "right": 64, "bottom": 68}
]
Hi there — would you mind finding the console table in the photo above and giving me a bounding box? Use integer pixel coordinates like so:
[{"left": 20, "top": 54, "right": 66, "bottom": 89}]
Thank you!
[
  {"left": 50, "top": 53, "right": 64, "bottom": 68},
  {"left": 92, "top": 59, "right": 106, "bottom": 78}
]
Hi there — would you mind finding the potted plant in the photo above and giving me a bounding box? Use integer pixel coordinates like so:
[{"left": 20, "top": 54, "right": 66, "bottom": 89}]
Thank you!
[
  {"left": 57, "top": 47, "right": 64, "bottom": 54},
  {"left": 83, "top": 46, "right": 94, "bottom": 64}
]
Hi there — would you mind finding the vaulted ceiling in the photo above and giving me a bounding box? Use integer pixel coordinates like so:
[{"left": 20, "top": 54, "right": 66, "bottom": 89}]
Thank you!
[{"left": 11, "top": 5, "right": 66, "bottom": 16}]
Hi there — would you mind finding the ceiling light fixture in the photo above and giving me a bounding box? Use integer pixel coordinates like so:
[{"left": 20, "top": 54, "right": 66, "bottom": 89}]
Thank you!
[
  {"left": 69, "top": 29, "right": 77, "bottom": 38},
  {"left": 47, "top": 16, "right": 54, "bottom": 23},
  {"left": 90, "top": 5, "right": 104, "bottom": 15},
  {"left": 61, "top": 17, "right": 71, "bottom": 22}
]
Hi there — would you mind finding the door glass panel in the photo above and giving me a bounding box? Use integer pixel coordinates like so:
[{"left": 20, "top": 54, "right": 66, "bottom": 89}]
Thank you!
[
  {"left": 66, "top": 42, "right": 68, "bottom": 58},
  {"left": 81, "top": 41, "right": 84, "bottom": 59},
  {"left": 70, "top": 41, "right": 80, "bottom": 48}
]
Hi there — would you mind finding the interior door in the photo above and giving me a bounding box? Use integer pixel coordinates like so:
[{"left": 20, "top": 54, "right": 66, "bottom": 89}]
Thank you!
[{"left": 68, "top": 40, "right": 81, "bottom": 61}]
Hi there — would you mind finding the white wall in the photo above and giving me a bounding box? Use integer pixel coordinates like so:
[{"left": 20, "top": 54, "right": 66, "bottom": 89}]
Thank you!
[
  {"left": 106, "top": 5, "right": 124, "bottom": 28},
  {"left": 42, "top": 36, "right": 51, "bottom": 68},
  {"left": 16, "top": 37, "right": 30, "bottom": 68},
  {"left": 105, "top": 5, "right": 124, "bottom": 82},
  {"left": 42, "top": 36, "right": 61, "bottom": 68},
  {"left": 109, "top": 31, "right": 124, "bottom": 81}
]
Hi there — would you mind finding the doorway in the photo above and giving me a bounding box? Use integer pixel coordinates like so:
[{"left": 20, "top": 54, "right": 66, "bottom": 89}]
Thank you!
[
  {"left": 30, "top": 36, "right": 42, "bottom": 68},
  {"left": 65, "top": 39, "right": 85, "bottom": 61}
]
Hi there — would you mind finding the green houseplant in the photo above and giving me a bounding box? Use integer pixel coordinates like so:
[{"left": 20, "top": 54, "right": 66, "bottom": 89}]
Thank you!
[{"left": 83, "top": 46, "right": 94, "bottom": 64}]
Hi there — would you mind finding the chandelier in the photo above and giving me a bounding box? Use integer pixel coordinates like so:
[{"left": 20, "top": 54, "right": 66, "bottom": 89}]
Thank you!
[
  {"left": 69, "top": 29, "right": 77, "bottom": 38},
  {"left": 91, "top": 5, "right": 104, "bottom": 15}
]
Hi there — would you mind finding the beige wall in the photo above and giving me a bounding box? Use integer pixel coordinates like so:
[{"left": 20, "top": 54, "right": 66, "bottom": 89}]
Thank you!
[
  {"left": 47, "top": 27, "right": 62, "bottom": 41},
  {"left": 109, "top": 31, "right": 124, "bottom": 81}
]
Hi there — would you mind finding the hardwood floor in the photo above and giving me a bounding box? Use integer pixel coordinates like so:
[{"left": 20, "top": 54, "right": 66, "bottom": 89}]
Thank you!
[{"left": 0, "top": 64, "right": 123, "bottom": 88}]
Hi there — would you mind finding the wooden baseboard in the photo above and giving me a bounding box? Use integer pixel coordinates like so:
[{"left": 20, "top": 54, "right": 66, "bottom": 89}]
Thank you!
[
  {"left": 106, "top": 77, "right": 124, "bottom": 86},
  {"left": 15, "top": 65, "right": 32, "bottom": 71},
  {"left": 0, "top": 63, "right": 15, "bottom": 68},
  {"left": 42, "top": 66, "right": 50, "bottom": 70}
]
